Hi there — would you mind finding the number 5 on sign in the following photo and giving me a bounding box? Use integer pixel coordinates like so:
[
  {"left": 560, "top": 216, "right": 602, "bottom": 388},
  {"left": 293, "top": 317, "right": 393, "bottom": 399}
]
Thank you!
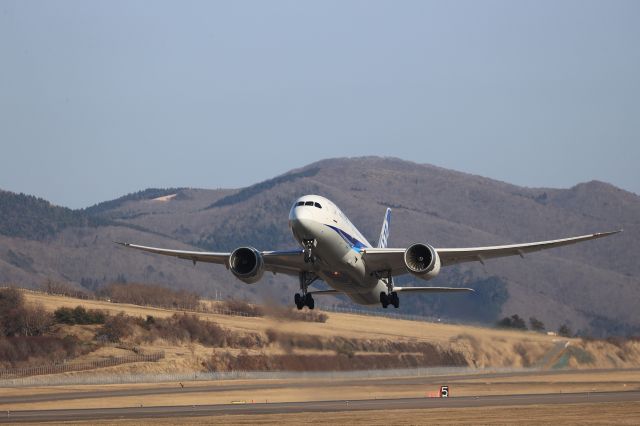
[{"left": 439, "top": 385, "right": 449, "bottom": 398}]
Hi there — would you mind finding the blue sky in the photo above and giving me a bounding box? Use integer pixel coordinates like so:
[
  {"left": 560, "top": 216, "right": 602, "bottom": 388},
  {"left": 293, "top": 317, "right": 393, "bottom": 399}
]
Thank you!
[{"left": 1, "top": 1, "right": 638, "bottom": 208}]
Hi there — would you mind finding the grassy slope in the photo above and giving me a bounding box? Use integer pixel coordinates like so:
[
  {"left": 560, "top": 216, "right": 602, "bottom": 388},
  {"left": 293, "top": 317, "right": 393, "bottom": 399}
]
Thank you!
[{"left": 20, "top": 291, "right": 640, "bottom": 375}]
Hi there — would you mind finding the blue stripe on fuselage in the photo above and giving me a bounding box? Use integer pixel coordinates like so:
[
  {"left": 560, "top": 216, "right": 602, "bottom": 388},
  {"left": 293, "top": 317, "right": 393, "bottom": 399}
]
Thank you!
[{"left": 325, "top": 224, "right": 367, "bottom": 253}]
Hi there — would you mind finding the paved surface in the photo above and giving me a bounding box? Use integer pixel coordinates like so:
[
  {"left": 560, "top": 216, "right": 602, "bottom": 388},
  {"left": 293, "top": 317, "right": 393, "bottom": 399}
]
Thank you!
[
  {"left": 2, "top": 368, "right": 637, "bottom": 405},
  {"left": 2, "top": 369, "right": 639, "bottom": 423},
  {"left": 1, "top": 391, "right": 639, "bottom": 423}
]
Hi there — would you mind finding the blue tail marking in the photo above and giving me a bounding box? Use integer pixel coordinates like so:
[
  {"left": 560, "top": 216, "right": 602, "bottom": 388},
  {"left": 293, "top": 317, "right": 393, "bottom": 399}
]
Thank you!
[{"left": 377, "top": 208, "right": 391, "bottom": 248}]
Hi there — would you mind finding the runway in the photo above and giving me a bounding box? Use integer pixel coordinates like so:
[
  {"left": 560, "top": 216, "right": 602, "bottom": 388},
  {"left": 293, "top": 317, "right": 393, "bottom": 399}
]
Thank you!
[
  {"left": 1, "top": 367, "right": 632, "bottom": 406},
  {"left": 1, "top": 391, "right": 639, "bottom": 423}
]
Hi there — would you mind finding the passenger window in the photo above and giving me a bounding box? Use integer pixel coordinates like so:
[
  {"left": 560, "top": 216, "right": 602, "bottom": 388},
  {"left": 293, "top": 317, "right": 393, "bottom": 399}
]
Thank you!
[
  {"left": 315, "top": 203, "right": 322, "bottom": 209},
  {"left": 305, "top": 201, "right": 314, "bottom": 206},
  {"left": 296, "top": 201, "right": 305, "bottom": 206}
]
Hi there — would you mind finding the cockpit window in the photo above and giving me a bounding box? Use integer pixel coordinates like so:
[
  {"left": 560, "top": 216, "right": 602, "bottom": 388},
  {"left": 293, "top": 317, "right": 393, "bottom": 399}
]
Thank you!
[
  {"left": 314, "top": 202, "right": 322, "bottom": 209},
  {"left": 296, "top": 201, "right": 305, "bottom": 206},
  {"left": 305, "top": 201, "right": 314, "bottom": 206}
]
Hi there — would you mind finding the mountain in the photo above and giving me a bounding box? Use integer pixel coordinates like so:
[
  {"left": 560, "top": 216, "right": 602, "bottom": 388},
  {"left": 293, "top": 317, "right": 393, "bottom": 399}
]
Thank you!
[
  {"left": 0, "top": 190, "right": 107, "bottom": 240},
  {"left": 1, "top": 157, "right": 638, "bottom": 336}
]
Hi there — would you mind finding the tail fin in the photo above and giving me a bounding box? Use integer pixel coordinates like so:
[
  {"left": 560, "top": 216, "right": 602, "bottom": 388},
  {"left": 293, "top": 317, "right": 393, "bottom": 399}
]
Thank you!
[{"left": 377, "top": 208, "right": 391, "bottom": 248}]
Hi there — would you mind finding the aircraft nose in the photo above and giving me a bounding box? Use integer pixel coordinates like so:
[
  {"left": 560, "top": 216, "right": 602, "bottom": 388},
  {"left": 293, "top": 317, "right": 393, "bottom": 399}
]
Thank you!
[
  {"left": 289, "top": 203, "right": 314, "bottom": 221},
  {"left": 289, "top": 205, "right": 316, "bottom": 237}
]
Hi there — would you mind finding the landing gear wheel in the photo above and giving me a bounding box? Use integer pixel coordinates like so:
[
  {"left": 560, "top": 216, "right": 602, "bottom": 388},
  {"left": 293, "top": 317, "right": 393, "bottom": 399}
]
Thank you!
[
  {"left": 296, "top": 271, "right": 319, "bottom": 310},
  {"left": 380, "top": 292, "right": 389, "bottom": 309},
  {"left": 305, "top": 294, "right": 315, "bottom": 310},
  {"left": 390, "top": 291, "right": 399, "bottom": 309},
  {"left": 294, "top": 293, "right": 304, "bottom": 310}
]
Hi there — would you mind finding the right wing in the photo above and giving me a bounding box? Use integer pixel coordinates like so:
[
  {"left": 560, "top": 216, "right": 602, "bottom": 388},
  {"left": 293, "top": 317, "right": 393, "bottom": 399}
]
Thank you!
[
  {"left": 115, "top": 242, "right": 311, "bottom": 276},
  {"left": 361, "top": 230, "right": 621, "bottom": 273},
  {"left": 436, "top": 230, "right": 621, "bottom": 266}
]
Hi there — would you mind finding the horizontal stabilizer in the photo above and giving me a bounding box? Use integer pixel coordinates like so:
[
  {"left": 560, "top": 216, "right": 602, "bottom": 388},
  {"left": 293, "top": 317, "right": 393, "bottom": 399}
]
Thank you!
[
  {"left": 308, "top": 289, "right": 341, "bottom": 296},
  {"left": 393, "top": 286, "right": 474, "bottom": 293}
]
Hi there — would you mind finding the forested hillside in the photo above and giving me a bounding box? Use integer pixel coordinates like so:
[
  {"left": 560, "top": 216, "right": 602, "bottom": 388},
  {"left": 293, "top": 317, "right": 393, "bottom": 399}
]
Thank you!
[{"left": 0, "top": 191, "right": 107, "bottom": 240}]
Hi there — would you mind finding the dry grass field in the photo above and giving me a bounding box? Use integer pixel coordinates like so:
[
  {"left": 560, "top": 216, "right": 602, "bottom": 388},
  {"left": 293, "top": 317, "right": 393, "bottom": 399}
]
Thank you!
[{"left": 18, "top": 290, "right": 640, "bottom": 376}]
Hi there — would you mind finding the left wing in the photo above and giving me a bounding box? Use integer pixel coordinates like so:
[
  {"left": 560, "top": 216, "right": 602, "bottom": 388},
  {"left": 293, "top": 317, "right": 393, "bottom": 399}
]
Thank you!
[
  {"left": 115, "top": 242, "right": 311, "bottom": 275},
  {"left": 361, "top": 230, "right": 620, "bottom": 274},
  {"left": 116, "top": 242, "right": 229, "bottom": 264}
]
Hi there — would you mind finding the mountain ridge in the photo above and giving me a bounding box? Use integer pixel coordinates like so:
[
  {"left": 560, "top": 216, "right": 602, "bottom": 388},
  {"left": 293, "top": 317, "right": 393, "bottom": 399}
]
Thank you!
[{"left": 1, "top": 157, "right": 638, "bottom": 336}]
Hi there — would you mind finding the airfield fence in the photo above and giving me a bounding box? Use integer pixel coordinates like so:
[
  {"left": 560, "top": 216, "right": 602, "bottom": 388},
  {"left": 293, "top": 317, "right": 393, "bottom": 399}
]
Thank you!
[
  {"left": 204, "top": 302, "right": 443, "bottom": 323},
  {"left": 0, "top": 366, "right": 539, "bottom": 388},
  {"left": 203, "top": 306, "right": 261, "bottom": 317},
  {"left": 0, "top": 351, "right": 165, "bottom": 380},
  {"left": 320, "top": 305, "right": 445, "bottom": 323},
  {"left": 18, "top": 288, "right": 454, "bottom": 324}
]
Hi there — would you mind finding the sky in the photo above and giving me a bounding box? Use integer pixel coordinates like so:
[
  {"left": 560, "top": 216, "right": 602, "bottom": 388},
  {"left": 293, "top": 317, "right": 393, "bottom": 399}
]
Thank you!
[{"left": 1, "top": 1, "right": 638, "bottom": 209}]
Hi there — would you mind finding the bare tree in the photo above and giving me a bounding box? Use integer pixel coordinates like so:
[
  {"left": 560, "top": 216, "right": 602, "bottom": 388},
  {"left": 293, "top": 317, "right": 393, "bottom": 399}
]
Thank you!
[{"left": 19, "top": 303, "right": 52, "bottom": 336}]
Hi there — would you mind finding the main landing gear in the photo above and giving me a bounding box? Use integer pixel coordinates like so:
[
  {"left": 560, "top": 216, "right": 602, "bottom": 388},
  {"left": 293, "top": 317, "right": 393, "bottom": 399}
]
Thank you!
[
  {"left": 295, "top": 293, "right": 314, "bottom": 310},
  {"left": 295, "top": 271, "right": 318, "bottom": 310},
  {"left": 378, "top": 271, "right": 399, "bottom": 309},
  {"left": 380, "top": 291, "right": 399, "bottom": 309}
]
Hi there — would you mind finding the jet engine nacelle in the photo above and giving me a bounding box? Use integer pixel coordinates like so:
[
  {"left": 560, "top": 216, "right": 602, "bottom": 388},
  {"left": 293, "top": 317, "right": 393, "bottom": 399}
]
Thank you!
[
  {"left": 404, "top": 243, "right": 441, "bottom": 280},
  {"left": 229, "top": 247, "right": 264, "bottom": 284}
]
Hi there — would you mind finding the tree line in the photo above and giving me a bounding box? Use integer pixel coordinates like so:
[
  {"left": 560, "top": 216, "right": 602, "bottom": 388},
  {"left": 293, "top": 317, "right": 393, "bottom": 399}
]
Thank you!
[{"left": 497, "top": 313, "right": 572, "bottom": 337}]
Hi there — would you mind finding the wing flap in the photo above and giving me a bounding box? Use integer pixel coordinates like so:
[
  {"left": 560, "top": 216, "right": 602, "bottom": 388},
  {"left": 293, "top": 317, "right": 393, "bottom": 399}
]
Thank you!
[
  {"left": 360, "top": 247, "right": 406, "bottom": 275},
  {"left": 262, "top": 250, "right": 314, "bottom": 274}
]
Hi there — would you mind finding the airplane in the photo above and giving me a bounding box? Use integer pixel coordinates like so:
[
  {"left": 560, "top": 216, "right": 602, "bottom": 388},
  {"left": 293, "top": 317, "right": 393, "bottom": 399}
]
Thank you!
[{"left": 117, "top": 195, "right": 620, "bottom": 310}]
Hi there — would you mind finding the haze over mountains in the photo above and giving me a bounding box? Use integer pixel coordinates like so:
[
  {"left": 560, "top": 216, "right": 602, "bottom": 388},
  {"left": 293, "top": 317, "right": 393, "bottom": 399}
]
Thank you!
[{"left": 1, "top": 157, "right": 638, "bottom": 336}]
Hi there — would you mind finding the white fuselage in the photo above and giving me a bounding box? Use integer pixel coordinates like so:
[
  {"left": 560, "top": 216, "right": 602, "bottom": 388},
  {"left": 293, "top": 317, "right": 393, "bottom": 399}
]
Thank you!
[{"left": 288, "top": 195, "right": 388, "bottom": 305}]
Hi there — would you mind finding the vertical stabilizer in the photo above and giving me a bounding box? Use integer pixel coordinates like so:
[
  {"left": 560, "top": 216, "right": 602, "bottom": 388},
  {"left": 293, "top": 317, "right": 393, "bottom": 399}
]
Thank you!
[{"left": 377, "top": 208, "right": 391, "bottom": 248}]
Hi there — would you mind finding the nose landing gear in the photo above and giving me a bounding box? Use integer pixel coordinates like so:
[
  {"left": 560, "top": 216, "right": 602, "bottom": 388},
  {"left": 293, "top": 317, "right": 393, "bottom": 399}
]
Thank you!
[{"left": 302, "top": 239, "right": 316, "bottom": 264}]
